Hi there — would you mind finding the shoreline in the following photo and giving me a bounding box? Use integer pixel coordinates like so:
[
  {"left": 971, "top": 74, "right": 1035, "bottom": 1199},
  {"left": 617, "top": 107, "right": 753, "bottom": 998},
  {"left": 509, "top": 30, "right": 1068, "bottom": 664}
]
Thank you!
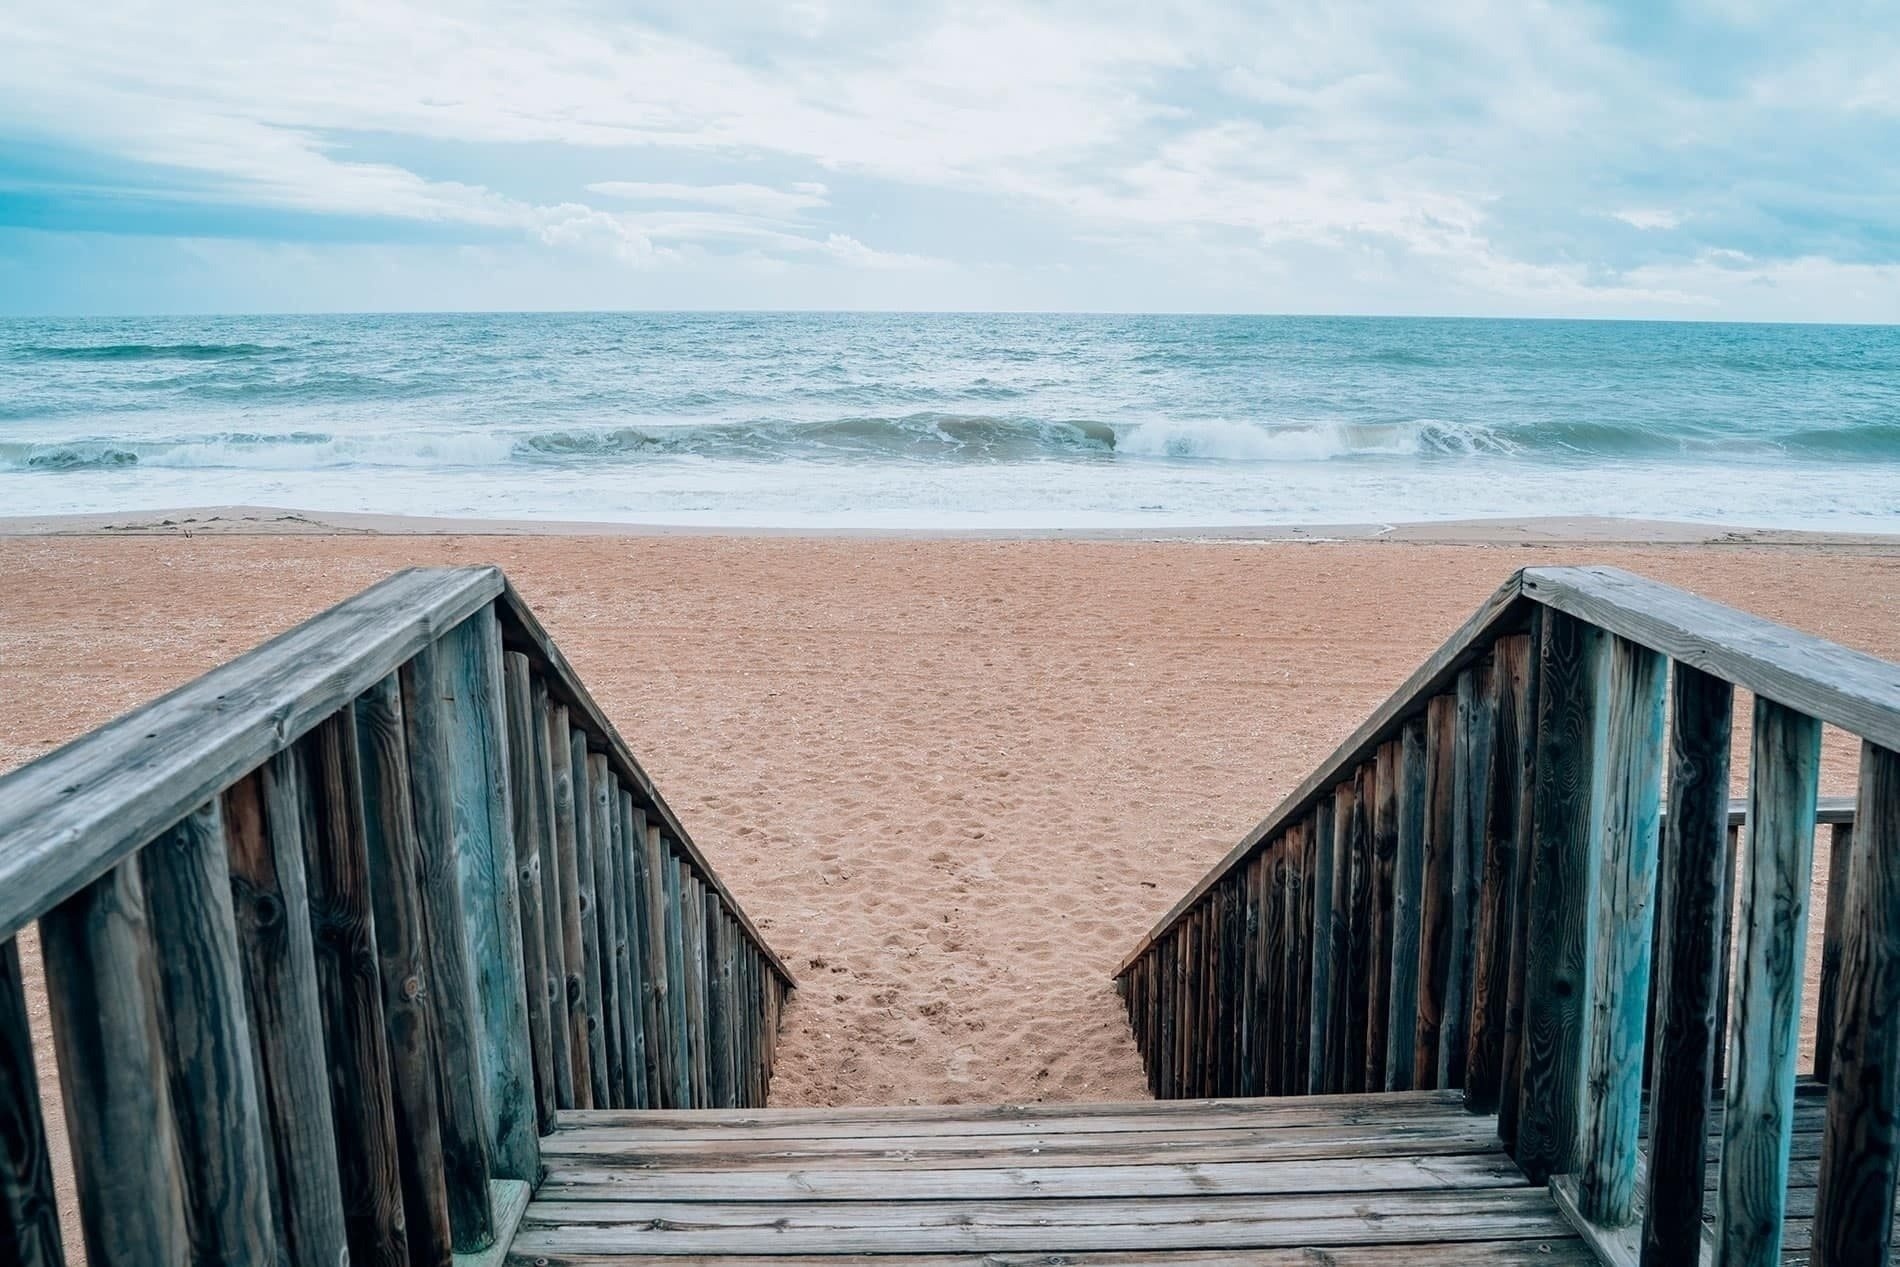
[{"left": 3, "top": 504, "right": 1898, "bottom": 547}]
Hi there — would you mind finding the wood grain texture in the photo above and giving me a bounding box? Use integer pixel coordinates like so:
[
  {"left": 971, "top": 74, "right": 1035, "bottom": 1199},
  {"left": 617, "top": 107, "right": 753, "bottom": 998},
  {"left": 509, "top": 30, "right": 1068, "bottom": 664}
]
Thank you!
[
  {"left": 1386, "top": 718, "right": 1428, "bottom": 1092},
  {"left": 298, "top": 710, "right": 407, "bottom": 1267},
  {"left": 139, "top": 797, "right": 277, "bottom": 1263},
  {"left": 503, "top": 653, "right": 558, "bottom": 1136},
  {"left": 531, "top": 676, "right": 576, "bottom": 1111},
  {"left": 1812, "top": 742, "right": 1900, "bottom": 1267},
  {"left": 1496, "top": 623, "right": 1542, "bottom": 1147},
  {"left": 1444, "top": 665, "right": 1496, "bottom": 1093},
  {"left": 1467, "top": 639, "right": 1528, "bottom": 1116},
  {"left": 1716, "top": 697, "right": 1821, "bottom": 1267},
  {"left": 1513, "top": 610, "right": 1608, "bottom": 1185},
  {"left": 549, "top": 712, "right": 597, "bottom": 1111},
  {"left": 1415, "top": 693, "right": 1458, "bottom": 1091},
  {"left": 440, "top": 608, "right": 541, "bottom": 1181},
  {"left": 569, "top": 729, "right": 611, "bottom": 1111},
  {"left": 1575, "top": 635, "right": 1666, "bottom": 1226},
  {"left": 226, "top": 757, "right": 352, "bottom": 1267},
  {"left": 709, "top": 894, "right": 736, "bottom": 1108},
  {"left": 355, "top": 674, "right": 455, "bottom": 1267},
  {"left": 1347, "top": 763, "right": 1376, "bottom": 1092},
  {"left": 1308, "top": 796, "right": 1336, "bottom": 1095},
  {"left": 590, "top": 755, "right": 625, "bottom": 1108},
  {"left": 1263, "top": 838, "right": 1289, "bottom": 1096},
  {"left": 1366, "top": 741, "right": 1400, "bottom": 1093},
  {"left": 40, "top": 858, "right": 191, "bottom": 1267},
  {"left": 0, "top": 937, "right": 65, "bottom": 1267},
  {"left": 0, "top": 566, "right": 505, "bottom": 943},
  {"left": 1639, "top": 664, "right": 1732, "bottom": 1267},
  {"left": 609, "top": 785, "right": 645, "bottom": 1110},
  {"left": 1811, "top": 821, "right": 1855, "bottom": 1086},
  {"left": 662, "top": 843, "right": 693, "bottom": 1107},
  {"left": 630, "top": 806, "right": 667, "bottom": 1108}
]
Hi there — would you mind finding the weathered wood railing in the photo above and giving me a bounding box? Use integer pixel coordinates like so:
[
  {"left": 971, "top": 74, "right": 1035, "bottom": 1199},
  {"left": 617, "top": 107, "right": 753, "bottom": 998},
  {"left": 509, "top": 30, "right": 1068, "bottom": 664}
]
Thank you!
[
  {"left": 1115, "top": 565, "right": 1900, "bottom": 1266},
  {"left": 0, "top": 566, "right": 793, "bottom": 1267}
]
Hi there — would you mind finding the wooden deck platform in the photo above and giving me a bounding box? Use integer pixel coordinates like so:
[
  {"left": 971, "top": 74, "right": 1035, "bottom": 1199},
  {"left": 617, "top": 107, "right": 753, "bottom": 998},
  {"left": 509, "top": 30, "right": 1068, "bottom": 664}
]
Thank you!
[{"left": 508, "top": 1090, "right": 1592, "bottom": 1263}]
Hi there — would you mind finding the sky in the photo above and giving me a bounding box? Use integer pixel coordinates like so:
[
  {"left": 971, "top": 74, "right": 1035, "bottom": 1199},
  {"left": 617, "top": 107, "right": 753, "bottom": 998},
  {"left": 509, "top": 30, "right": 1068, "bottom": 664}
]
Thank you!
[{"left": 3, "top": 0, "right": 1899, "bottom": 320}]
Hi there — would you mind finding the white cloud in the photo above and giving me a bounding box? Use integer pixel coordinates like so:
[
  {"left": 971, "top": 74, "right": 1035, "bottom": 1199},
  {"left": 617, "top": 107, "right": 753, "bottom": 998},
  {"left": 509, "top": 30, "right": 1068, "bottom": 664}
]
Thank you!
[
  {"left": 1612, "top": 209, "right": 1686, "bottom": 231},
  {"left": 587, "top": 181, "right": 831, "bottom": 219}
]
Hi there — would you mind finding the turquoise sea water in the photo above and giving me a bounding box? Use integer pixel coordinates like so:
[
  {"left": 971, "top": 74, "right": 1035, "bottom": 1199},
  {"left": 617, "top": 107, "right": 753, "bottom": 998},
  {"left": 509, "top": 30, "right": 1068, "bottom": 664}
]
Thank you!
[{"left": 1, "top": 312, "right": 1896, "bottom": 529}]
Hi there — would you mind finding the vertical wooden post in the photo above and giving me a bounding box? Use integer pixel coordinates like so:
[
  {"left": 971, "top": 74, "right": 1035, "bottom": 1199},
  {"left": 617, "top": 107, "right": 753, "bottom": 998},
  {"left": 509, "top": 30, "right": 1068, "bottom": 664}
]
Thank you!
[
  {"left": 568, "top": 730, "right": 610, "bottom": 1110},
  {"left": 356, "top": 676, "right": 455, "bottom": 1267},
  {"left": 503, "top": 655, "right": 557, "bottom": 1133},
  {"left": 40, "top": 859, "right": 191, "bottom": 1267},
  {"left": 1640, "top": 664, "right": 1734, "bottom": 1265},
  {"left": 663, "top": 845, "right": 692, "bottom": 1106},
  {"left": 1711, "top": 823, "right": 1741, "bottom": 1091},
  {"left": 1347, "top": 763, "right": 1376, "bottom": 1092},
  {"left": 227, "top": 758, "right": 351, "bottom": 1267},
  {"left": 1575, "top": 636, "right": 1667, "bottom": 1226},
  {"left": 630, "top": 806, "right": 666, "bottom": 1105},
  {"left": 1469, "top": 638, "right": 1529, "bottom": 1115},
  {"left": 1812, "top": 821, "right": 1855, "bottom": 1085},
  {"left": 1415, "top": 693, "right": 1457, "bottom": 1090},
  {"left": 1513, "top": 609, "right": 1608, "bottom": 1184},
  {"left": 1, "top": 936, "right": 66, "bottom": 1266},
  {"left": 1387, "top": 718, "right": 1427, "bottom": 1091},
  {"left": 590, "top": 759, "right": 625, "bottom": 1107},
  {"left": 1239, "top": 854, "right": 1261, "bottom": 1096},
  {"left": 708, "top": 894, "right": 735, "bottom": 1108},
  {"left": 1365, "top": 740, "right": 1400, "bottom": 1092},
  {"left": 684, "top": 873, "right": 711, "bottom": 1105},
  {"left": 1262, "top": 839, "right": 1287, "bottom": 1095},
  {"left": 400, "top": 644, "right": 497, "bottom": 1251},
  {"left": 1813, "top": 742, "right": 1900, "bottom": 1267},
  {"left": 441, "top": 610, "right": 540, "bottom": 1180},
  {"left": 1445, "top": 664, "right": 1496, "bottom": 1092},
  {"left": 606, "top": 783, "right": 642, "bottom": 1109},
  {"left": 1497, "top": 620, "right": 1542, "bottom": 1147},
  {"left": 529, "top": 677, "right": 574, "bottom": 1110},
  {"left": 1715, "top": 697, "right": 1821, "bottom": 1267},
  {"left": 1324, "top": 780, "right": 1355, "bottom": 1092},
  {"left": 1307, "top": 795, "right": 1336, "bottom": 1095},
  {"left": 139, "top": 797, "right": 277, "bottom": 1262},
  {"left": 297, "top": 712, "right": 406, "bottom": 1267}
]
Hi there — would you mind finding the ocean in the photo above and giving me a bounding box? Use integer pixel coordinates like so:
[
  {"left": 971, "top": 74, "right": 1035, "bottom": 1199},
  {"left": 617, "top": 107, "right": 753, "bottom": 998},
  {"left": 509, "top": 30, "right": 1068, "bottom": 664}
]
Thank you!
[{"left": 2, "top": 312, "right": 1896, "bottom": 530}]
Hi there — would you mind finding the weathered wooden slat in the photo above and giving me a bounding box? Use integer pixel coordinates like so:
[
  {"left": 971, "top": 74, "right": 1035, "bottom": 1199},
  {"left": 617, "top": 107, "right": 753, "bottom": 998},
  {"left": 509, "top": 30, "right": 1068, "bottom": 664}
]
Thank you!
[
  {"left": 225, "top": 757, "right": 351, "bottom": 1267},
  {"left": 503, "top": 654, "right": 558, "bottom": 1134},
  {"left": 1715, "top": 697, "right": 1821, "bottom": 1267},
  {"left": 1366, "top": 741, "right": 1400, "bottom": 1092},
  {"left": 1513, "top": 609, "right": 1607, "bottom": 1184},
  {"left": 464, "top": 1245, "right": 1596, "bottom": 1267},
  {"left": 608, "top": 784, "right": 644, "bottom": 1110},
  {"left": 553, "top": 717, "right": 601, "bottom": 1111},
  {"left": 1308, "top": 795, "right": 1336, "bottom": 1096},
  {"left": 139, "top": 798, "right": 277, "bottom": 1262},
  {"left": 1261, "top": 838, "right": 1288, "bottom": 1096},
  {"left": 709, "top": 895, "right": 736, "bottom": 1108},
  {"left": 590, "top": 756, "right": 626, "bottom": 1108},
  {"left": 663, "top": 844, "right": 693, "bottom": 1107},
  {"left": 1347, "top": 763, "right": 1375, "bottom": 1092},
  {"left": 683, "top": 872, "right": 712, "bottom": 1106},
  {"left": 628, "top": 805, "right": 665, "bottom": 1107},
  {"left": 531, "top": 676, "right": 576, "bottom": 1110},
  {"left": 1466, "top": 639, "right": 1527, "bottom": 1115},
  {"left": 1444, "top": 662, "right": 1497, "bottom": 1094},
  {"left": 399, "top": 644, "right": 497, "bottom": 1251},
  {"left": 0, "top": 936, "right": 66, "bottom": 1266},
  {"left": 40, "top": 857, "right": 191, "bottom": 1266},
  {"left": 1497, "top": 617, "right": 1543, "bottom": 1150},
  {"left": 1323, "top": 780, "right": 1354, "bottom": 1092},
  {"left": 493, "top": 581, "right": 793, "bottom": 987},
  {"left": 1387, "top": 718, "right": 1428, "bottom": 1091},
  {"left": 297, "top": 711, "right": 407, "bottom": 1267},
  {"left": 1574, "top": 635, "right": 1666, "bottom": 1227},
  {"left": 440, "top": 608, "right": 540, "bottom": 1180},
  {"left": 0, "top": 566, "right": 506, "bottom": 944},
  {"left": 1639, "top": 663, "right": 1732, "bottom": 1266},
  {"left": 1118, "top": 573, "right": 1534, "bottom": 973},
  {"left": 1712, "top": 822, "right": 1740, "bottom": 1092},
  {"left": 569, "top": 729, "right": 611, "bottom": 1111},
  {"left": 1811, "top": 821, "right": 1855, "bottom": 1086},
  {"left": 1518, "top": 565, "right": 1900, "bottom": 753},
  {"left": 355, "top": 675, "right": 456, "bottom": 1267},
  {"left": 1812, "top": 742, "right": 1900, "bottom": 1266},
  {"left": 1415, "top": 693, "right": 1457, "bottom": 1091},
  {"left": 1238, "top": 855, "right": 1260, "bottom": 1096}
]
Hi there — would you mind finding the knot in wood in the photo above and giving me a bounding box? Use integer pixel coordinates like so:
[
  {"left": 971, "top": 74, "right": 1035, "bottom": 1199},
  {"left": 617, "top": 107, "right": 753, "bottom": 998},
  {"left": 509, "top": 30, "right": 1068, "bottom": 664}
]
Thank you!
[{"left": 402, "top": 974, "right": 423, "bottom": 1000}]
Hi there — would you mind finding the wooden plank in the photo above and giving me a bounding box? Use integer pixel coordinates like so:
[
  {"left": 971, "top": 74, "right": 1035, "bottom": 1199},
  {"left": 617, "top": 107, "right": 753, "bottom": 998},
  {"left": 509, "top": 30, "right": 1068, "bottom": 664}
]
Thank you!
[
  {"left": 640, "top": 820, "right": 677, "bottom": 1107},
  {"left": 1466, "top": 639, "right": 1525, "bottom": 1114},
  {"left": 544, "top": 701, "right": 592, "bottom": 1109},
  {"left": 0, "top": 936, "right": 66, "bottom": 1266},
  {"left": 1260, "top": 841, "right": 1286, "bottom": 1096},
  {"left": 531, "top": 676, "right": 576, "bottom": 1110},
  {"left": 590, "top": 756, "right": 625, "bottom": 1108},
  {"left": 1496, "top": 623, "right": 1542, "bottom": 1143},
  {"left": 473, "top": 1245, "right": 1597, "bottom": 1267},
  {"left": 1812, "top": 742, "right": 1900, "bottom": 1266},
  {"left": 663, "top": 845, "right": 693, "bottom": 1107},
  {"left": 1574, "top": 635, "right": 1667, "bottom": 1226},
  {"left": 1712, "top": 823, "right": 1740, "bottom": 1092},
  {"left": 1366, "top": 740, "right": 1400, "bottom": 1092},
  {"left": 1445, "top": 662, "right": 1496, "bottom": 1093},
  {"left": 626, "top": 804, "right": 663, "bottom": 1106},
  {"left": 1387, "top": 717, "right": 1427, "bottom": 1091},
  {"left": 1715, "top": 697, "right": 1821, "bottom": 1267},
  {"left": 1513, "top": 609, "right": 1607, "bottom": 1184},
  {"left": 1308, "top": 795, "right": 1336, "bottom": 1095},
  {"left": 493, "top": 581, "right": 793, "bottom": 987},
  {"left": 569, "top": 731, "right": 611, "bottom": 1110},
  {"left": 683, "top": 872, "right": 712, "bottom": 1107},
  {"left": 455, "top": 1179, "right": 531, "bottom": 1267},
  {"left": 1118, "top": 573, "right": 1533, "bottom": 973},
  {"left": 441, "top": 608, "right": 540, "bottom": 1180},
  {"left": 357, "top": 676, "right": 456, "bottom": 1266},
  {"left": 1324, "top": 780, "right": 1355, "bottom": 1093},
  {"left": 298, "top": 711, "right": 408, "bottom": 1267},
  {"left": 0, "top": 566, "right": 505, "bottom": 943},
  {"left": 1639, "top": 663, "right": 1733, "bottom": 1266},
  {"left": 609, "top": 785, "right": 645, "bottom": 1110},
  {"left": 225, "top": 761, "right": 351, "bottom": 1267},
  {"left": 40, "top": 859, "right": 191, "bottom": 1267},
  {"left": 1415, "top": 693, "right": 1457, "bottom": 1091},
  {"left": 1518, "top": 565, "right": 1900, "bottom": 753},
  {"left": 400, "top": 644, "right": 499, "bottom": 1251},
  {"left": 1811, "top": 821, "right": 1854, "bottom": 1086},
  {"left": 708, "top": 893, "right": 736, "bottom": 1108},
  {"left": 1237, "top": 857, "right": 1259, "bottom": 1096},
  {"left": 1347, "top": 762, "right": 1376, "bottom": 1091},
  {"left": 503, "top": 654, "right": 558, "bottom": 1134},
  {"left": 139, "top": 798, "right": 276, "bottom": 1262}
]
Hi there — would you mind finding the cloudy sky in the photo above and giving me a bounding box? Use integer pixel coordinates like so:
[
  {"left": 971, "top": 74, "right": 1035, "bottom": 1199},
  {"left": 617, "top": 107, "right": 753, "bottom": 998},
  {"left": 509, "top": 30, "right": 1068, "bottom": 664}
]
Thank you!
[{"left": 4, "top": 1, "right": 1898, "bottom": 319}]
